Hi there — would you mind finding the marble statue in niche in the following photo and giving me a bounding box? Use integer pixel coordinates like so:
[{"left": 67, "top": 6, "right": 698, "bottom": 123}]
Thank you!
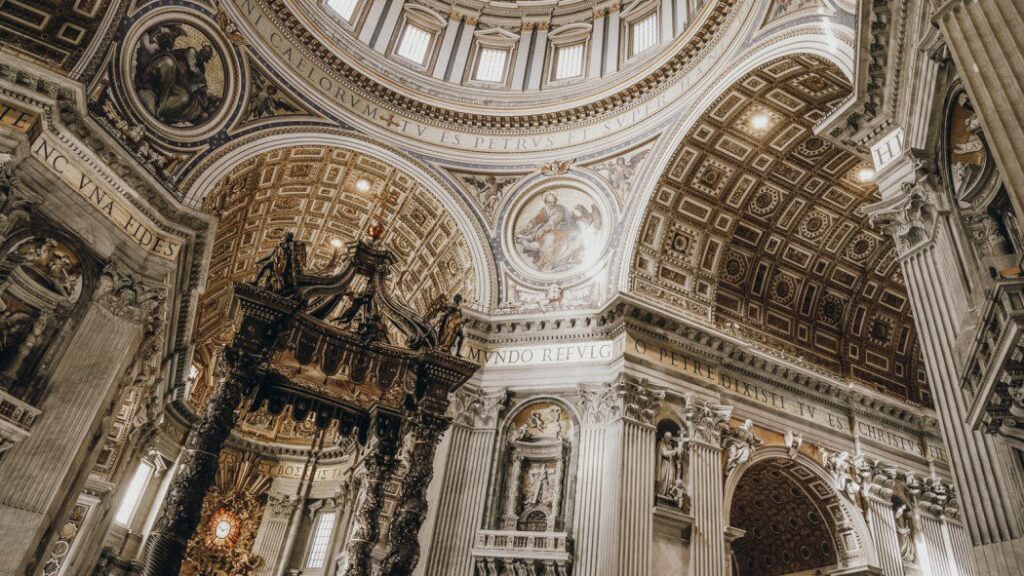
[
  {"left": 133, "top": 23, "right": 224, "bottom": 127},
  {"left": 656, "top": 419, "right": 691, "bottom": 510},
  {"left": 949, "top": 93, "right": 987, "bottom": 195},
  {"left": 501, "top": 402, "right": 571, "bottom": 533},
  {"left": 513, "top": 189, "right": 604, "bottom": 274}
]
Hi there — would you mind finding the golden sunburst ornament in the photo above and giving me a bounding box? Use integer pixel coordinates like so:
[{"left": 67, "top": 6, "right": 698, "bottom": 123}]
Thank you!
[{"left": 204, "top": 508, "right": 239, "bottom": 549}]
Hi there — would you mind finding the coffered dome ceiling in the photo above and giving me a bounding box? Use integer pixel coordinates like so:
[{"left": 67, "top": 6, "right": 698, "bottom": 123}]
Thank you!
[{"left": 633, "top": 55, "right": 929, "bottom": 404}]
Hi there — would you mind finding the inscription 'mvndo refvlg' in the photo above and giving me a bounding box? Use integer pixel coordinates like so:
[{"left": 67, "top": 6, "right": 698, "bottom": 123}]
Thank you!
[{"left": 464, "top": 341, "right": 614, "bottom": 367}]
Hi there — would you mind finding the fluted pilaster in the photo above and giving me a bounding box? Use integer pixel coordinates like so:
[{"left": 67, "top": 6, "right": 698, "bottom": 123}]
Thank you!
[
  {"left": 614, "top": 378, "right": 663, "bottom": 576},
  {"left": 685, "top": 400, "right": 731, "bottom": 576},
  {"left": 573, "top": 383, "right": 622, "bottom": 576},
  {"left": 867, "top": 166, "right": 1024, "bottom": 574},
  {"left": 422, "top": 388, "right": 505, "bottom": 576},
  {"left": 866, "top": 496, "right": 905, "bottom": 576},
  {"left": 932, "top": 0, "right": 1024, "bottom": 212},
  {"left": 251, "top": 494, "right": 298, "bottom": 576}
]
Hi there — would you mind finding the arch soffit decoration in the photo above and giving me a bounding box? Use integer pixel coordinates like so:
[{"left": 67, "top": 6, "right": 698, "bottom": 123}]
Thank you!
[
  {"left": 723, "top": 446, "right": 879, "bottom": 570},
  {"left": 615, "top": 29, "right": 856, "bottom": 291},
  {"left": 181, "top": 129, "right": 497, "bottom": 310},
  {"left": 618, "top": 47, "right": 927, "bottom": 404}
]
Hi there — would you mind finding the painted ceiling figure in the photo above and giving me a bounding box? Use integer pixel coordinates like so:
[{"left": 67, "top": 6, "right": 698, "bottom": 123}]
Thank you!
[
  {"left": 135, "top": 24, "right": 219, "bottom": 126},
  {"left": 515, "top": 193, "right": 601, "bottom": 272}
]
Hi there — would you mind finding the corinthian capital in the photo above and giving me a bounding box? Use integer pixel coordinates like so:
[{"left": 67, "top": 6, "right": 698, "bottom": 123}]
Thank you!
[
  {"left": 576, "top": 382, "right": 620, "bottom": 425},
  {"left": 684, "top": 398, "right": 731, "bottom": 445},
  {"left": 865, "top": 181, "right": 944, "bottom": 256},
  {"left": 446, "top": 386, "right": 506, "bottom": 429},
  {"left": 615, "top": 377, "right": 664, "bottom": 426},
  {"left": 94, "top": 262, "right": 166, "bottom": 322}
]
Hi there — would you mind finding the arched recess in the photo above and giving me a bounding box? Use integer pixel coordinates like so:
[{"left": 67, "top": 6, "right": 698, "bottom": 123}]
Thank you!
[
  {"left": 615, "top": 31, "right": 854, "bottom": 293},
  {"left": 724, "top": 447, "right": 879, "bottom": 575},
  {"left": 625, "top": 52, "right": 928, "bottom": 404},
  {"left": 486, "top": 398, "right": 580, "bottom": 536},
  {"left": 181, "top": 128, "right": 497, "bottom": 310}
]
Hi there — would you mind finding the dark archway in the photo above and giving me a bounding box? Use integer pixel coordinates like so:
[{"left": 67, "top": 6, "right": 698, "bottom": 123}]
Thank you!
[{"left": 729, "top": 458, "right": 839, "bottom": 576}]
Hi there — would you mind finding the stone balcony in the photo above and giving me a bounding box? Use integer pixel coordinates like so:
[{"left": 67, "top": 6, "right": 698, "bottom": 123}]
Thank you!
[
  {"left": 471, "top": 530, "right": 573, "bottom": 576},
  {"left": 960, "top": 278, "right": 1024, "bottom": 449},
  {"left": 0, "top": 388, "right": 40, "bottom": 454}
]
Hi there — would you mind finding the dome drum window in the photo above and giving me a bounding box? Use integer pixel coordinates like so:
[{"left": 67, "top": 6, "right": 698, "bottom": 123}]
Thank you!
[
  {"left": 546, "top": 23, "right": 592, "bottom": 84},
  {"left": 468, "top": 28, "right": 520, "bottom": 87},
  {"left": 324, "top": 0, "right": 362, "bottom": 24},
  {"left": 622, "top": 0, "right": 661, "bottom": 61},
  {"left": 390, "top": 4, "right": 447, "bottom": 70}
]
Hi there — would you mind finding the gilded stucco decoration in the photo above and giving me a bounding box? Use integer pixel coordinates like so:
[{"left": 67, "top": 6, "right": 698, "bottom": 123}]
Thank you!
[
  {"left": 181, "top": 451, "right": 272, "bottom": 576},
  {"left": 633, "top": 55, "right": 928, "bottom": 403}
]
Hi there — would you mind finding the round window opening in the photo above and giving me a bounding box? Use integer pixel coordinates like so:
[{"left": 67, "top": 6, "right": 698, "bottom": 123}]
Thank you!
[{"left": 215, "top": 519, "right": 232, "bottom": 539}]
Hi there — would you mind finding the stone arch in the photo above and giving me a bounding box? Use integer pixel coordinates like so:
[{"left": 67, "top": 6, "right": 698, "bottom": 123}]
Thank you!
[
  {"left": 615, "top": 33, "right": 854, "bottom": 293},
  {"left": 724, "top": 447, "right": 878, "bottom": 574},
  {"left": 180, "top": 127, "right": 497, "bottom": 309},
  {"left": 622, "top": 49, "right": 927, "bottom": 403}
]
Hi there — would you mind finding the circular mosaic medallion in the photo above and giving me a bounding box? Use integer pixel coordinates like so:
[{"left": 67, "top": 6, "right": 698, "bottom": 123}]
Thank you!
[
  {"left": 506, "top": 183, "right": 610, "bottom": 280},
  {"left": 131, "top": 21, "right": 225, "bottom": 128}
]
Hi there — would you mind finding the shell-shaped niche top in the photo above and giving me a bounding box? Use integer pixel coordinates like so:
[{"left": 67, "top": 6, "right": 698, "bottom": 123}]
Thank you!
[{"left": 10, "top": 237, "right": 83, "bottom": 304}]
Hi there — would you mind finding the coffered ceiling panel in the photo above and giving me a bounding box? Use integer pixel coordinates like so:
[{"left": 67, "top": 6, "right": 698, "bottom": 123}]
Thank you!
[
  {"left": 0, "top": 0, "right": 114, "bottom": 73},
  {"left": 633, "top": 55, "right": 928, "bottom": 404}
]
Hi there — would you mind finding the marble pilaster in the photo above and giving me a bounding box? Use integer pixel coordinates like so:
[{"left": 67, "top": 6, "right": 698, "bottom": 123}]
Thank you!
[
  {"left": 866, "top": 156, "right": 1024, "bottom": 574},
  {"left": 613, "top": 378, "right": 664, "bottom": 576},
  {"left": 932, "top": 0, "right": 1024, "bottom": 214},
  {"left": 685, "top": 399, "right": 731, "bottom": 576},
  {"left": 251, "top": 493, "right": 299, "bottom": 576},
  {"left": 0, "top": 266, "right": 150, "bottom": 576},
  {"left": 421, "top": 387, "right": 505, "bottom": 576},
  {"left": 572, "top": 382, "right": 622, "bottom": 576}
]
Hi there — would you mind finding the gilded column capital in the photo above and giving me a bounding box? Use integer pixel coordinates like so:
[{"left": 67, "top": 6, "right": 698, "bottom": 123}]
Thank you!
[{"left": 446, "top": 386, "right": 506, "bottom": 429}]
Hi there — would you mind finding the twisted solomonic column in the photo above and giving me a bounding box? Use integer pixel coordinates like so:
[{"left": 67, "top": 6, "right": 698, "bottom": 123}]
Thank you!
[
  {"left": 343, "top": 409, "right": 404, "bottom": 576},
  {"left": 142, "top": 351, "right": 250, "bottom": 576},
  {"left": 379, "top": 411, "right": 450, "bottom": 576}
]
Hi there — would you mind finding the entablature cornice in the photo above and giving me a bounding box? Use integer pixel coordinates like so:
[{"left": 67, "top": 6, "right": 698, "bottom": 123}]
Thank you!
[{"left": 465, "top": 293, "right": 942, "bottom": 436}]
